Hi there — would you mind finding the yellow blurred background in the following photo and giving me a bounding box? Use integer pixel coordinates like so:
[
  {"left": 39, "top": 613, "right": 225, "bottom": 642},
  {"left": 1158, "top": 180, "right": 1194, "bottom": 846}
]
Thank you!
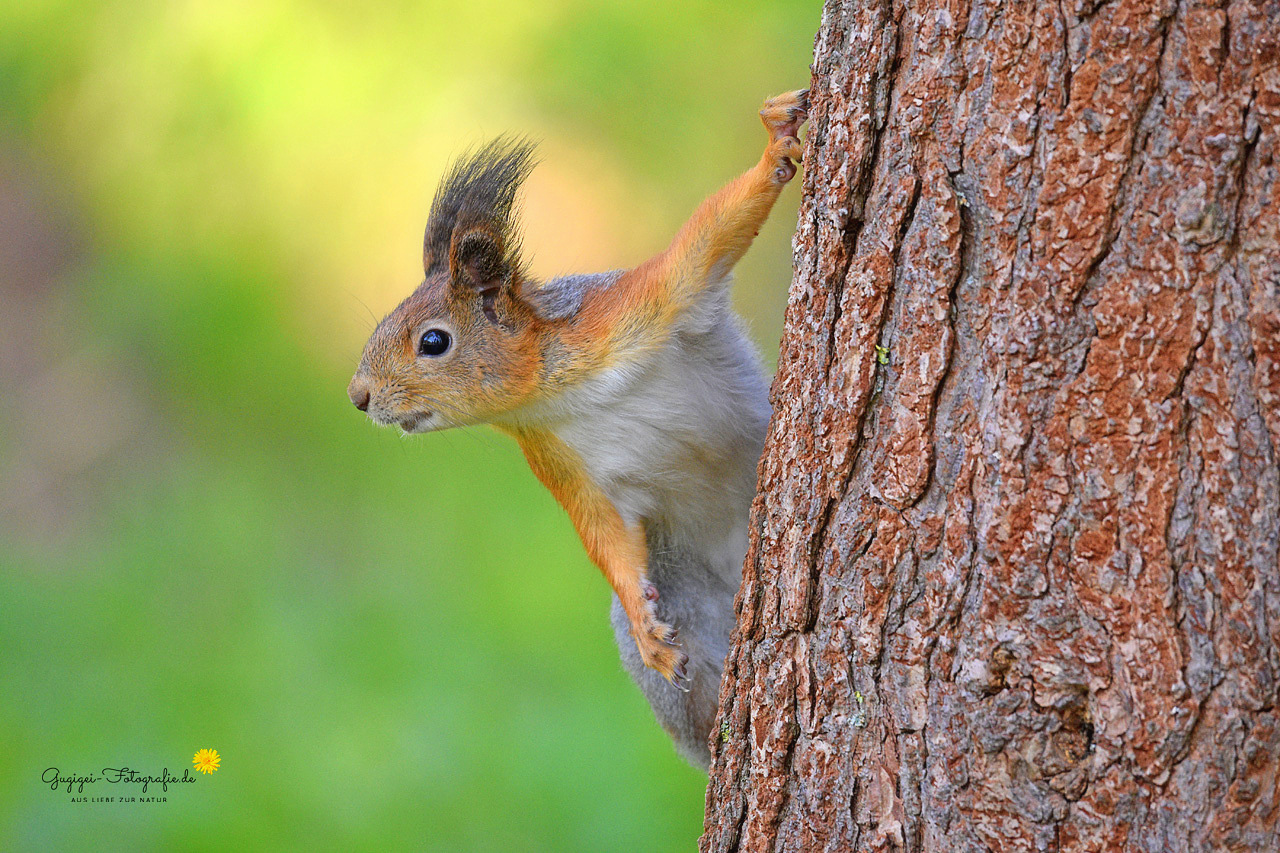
[{"left": 0, "top": 1, "right": 817, "bottom": 849}]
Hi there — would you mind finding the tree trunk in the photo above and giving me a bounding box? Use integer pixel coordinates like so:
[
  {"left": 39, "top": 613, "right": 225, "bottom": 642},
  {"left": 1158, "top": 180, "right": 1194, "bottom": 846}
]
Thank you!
[{"left": 702, "top": 0, "right": 1279, "bottom": 850}]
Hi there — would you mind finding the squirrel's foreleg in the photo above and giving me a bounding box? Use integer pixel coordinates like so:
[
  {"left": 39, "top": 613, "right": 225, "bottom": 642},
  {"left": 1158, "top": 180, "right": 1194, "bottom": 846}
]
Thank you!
[
  {"left": 569, "top": 91, "right": 808, "bottom": 352},
  {"left": 507, "top": 427, "right": 690, "bottom": 688},
  {"left": 642, "top": 90, "right": 809, "bottom": 319}
]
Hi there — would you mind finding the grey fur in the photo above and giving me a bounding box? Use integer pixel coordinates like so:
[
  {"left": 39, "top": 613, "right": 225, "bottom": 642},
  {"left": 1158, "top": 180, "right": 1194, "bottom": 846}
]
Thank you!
[
  {"left": 611, "top": 314, "right": 769, "bottom": 770},
  {"left": 506, "top": 292, "right": 771, "bottom": 770},
  {"left": 611, "top": 527, "right": 742, "bottom": 769},
  {"left": 524, "top": 270, "right": 623, "bottom": 321}
]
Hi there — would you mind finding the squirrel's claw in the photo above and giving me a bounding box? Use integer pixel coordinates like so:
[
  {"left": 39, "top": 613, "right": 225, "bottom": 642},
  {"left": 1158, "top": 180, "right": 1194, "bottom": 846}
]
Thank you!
[
  {"left": 661, "top": 627, "right": 691, "bottom": 692},
  {"left": 632, "top": 608, "right": 689, "bottom": 688},
  {"left": 670, "top": 657, "right": 691, "bottom": 693},
  {"left": 760, "top": 89, "right": 809, "bottom": 143},
  {"left": 760, "top": 89, "right": 809, "bottom": 184}
]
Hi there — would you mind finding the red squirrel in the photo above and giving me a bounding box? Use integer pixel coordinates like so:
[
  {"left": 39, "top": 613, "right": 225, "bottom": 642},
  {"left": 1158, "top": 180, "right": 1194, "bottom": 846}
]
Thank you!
[{"left": 348, "top": 90, "right": 807, "bottom": 768}]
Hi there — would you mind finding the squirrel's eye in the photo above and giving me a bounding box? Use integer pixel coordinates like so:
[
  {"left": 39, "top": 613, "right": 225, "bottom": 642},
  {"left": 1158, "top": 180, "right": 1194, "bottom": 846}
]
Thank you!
[{"left": 418, "top": 329, "right": 452, "bottom": 357}]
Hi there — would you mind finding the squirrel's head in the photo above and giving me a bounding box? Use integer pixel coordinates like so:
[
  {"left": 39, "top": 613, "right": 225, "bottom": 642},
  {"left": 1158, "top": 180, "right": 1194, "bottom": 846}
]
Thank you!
[{"left": 348, "top": 139, "right": 547, "bottom": 433}]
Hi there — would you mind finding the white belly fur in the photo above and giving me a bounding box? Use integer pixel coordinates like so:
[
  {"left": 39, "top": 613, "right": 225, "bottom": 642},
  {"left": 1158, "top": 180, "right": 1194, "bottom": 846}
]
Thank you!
[
  {"left": 552, "top": 312, "right": 770, "bottom": 583},
  {"left": 503, "top": 295, "right": 772, "bottom": 768}
]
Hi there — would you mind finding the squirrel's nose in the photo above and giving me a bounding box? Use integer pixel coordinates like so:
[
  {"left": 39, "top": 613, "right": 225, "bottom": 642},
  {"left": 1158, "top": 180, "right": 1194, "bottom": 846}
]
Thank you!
[{"left": 348, "top": 379, "right": 371, "bottom": 412}]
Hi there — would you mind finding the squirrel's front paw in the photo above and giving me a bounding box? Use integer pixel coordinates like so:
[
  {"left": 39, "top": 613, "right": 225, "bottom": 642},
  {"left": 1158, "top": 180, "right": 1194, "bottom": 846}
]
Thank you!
[
  {"left": 760, "top": 89, "right": 809, "bottom": 141},
  {"left": 760, "top": 89, "right": 808, "bottom": 183},
  {"left": 633, "top": 613, "right": 690, "bottom": 691}
]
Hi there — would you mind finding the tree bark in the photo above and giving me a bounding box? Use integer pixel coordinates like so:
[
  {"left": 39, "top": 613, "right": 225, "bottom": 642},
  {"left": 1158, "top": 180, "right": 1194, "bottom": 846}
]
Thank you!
[{"left": 702, "top": 0, "right": 1279, "bottom": 850}]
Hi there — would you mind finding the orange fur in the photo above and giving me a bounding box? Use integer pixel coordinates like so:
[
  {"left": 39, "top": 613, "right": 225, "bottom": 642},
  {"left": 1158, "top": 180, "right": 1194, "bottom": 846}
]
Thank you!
[
  {"left": 570, "top": 90, "right": 807, "bottom": 365},
  {"left": 503, "top": 425, "right": 683, "bottom": 679}
]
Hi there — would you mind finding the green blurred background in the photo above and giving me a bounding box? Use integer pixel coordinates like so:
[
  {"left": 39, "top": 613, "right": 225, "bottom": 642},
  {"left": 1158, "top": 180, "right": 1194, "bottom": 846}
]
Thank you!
[{"left": 0, "top": 1, "right": 816, "bottom": 849}]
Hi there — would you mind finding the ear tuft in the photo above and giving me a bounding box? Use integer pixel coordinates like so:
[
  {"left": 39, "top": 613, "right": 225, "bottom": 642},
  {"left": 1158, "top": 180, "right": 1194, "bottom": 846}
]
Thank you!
[{"left": 422, "top": 137, "right": 538, "bottom": 286}]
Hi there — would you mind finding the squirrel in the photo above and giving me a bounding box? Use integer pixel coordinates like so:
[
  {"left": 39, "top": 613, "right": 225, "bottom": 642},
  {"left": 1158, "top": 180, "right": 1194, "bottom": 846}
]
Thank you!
[{"left": 348, "top": 90, "right": 808, "bottom": 769}]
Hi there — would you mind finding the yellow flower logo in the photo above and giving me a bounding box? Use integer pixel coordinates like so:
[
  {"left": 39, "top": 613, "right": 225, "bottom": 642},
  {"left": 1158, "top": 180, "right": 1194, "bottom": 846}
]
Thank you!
[{"left": 193, "top": 749, "right": 221, "bottom": 774}]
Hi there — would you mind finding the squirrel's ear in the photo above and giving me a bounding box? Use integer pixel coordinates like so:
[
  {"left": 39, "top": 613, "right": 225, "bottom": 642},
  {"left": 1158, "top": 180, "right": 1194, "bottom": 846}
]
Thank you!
[
  {"left": 449, "top": 227, "right": 513, "bottom": 324},
  {"left": 450, "top": 228, "right": 506, "bottom": 292}
]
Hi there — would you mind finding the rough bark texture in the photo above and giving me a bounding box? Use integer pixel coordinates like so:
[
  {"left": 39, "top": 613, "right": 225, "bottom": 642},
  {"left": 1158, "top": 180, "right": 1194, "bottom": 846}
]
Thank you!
[{"left": 702, "top": 0, "right": 1279, "bottom": 850}]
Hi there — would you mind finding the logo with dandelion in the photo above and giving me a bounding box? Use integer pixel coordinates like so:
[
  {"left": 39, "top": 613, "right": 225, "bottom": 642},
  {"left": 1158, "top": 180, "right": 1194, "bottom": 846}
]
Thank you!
[{"left": 192, "top": 749, "right": 221, "bottom": 775}]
